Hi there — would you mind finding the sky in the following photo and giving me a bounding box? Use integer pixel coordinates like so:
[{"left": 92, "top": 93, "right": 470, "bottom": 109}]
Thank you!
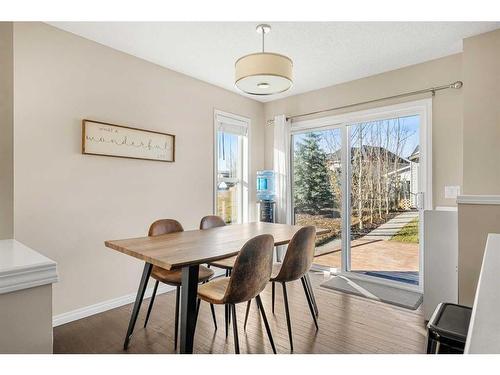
[{"left": 217, "top": 131, "right": 239, "bottom": 175}]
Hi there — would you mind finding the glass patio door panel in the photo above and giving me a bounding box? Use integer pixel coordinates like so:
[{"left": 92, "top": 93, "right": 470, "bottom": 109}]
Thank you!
[
  {"left": 347, "top": 115, "right": 421, "bottom": 285},
  {"left": 291, "top": 127, "right": 343, "bottom": 272}
]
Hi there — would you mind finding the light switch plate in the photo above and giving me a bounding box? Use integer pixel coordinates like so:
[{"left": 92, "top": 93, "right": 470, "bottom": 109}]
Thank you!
[{"left": 445, "top": 185, "right": 461, "bottom": 199}]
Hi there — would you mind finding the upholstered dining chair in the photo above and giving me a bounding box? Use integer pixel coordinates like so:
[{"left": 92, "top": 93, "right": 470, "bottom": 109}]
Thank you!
[
  {"left": 255, "top": 226, "right": 318, "bottom": 352},
  {"left": 143, "top": 219, "right": 217, "bottom": 350},
  {"left": 202, "top": 215, "right": 320, "bottom": 341},
  {"left": 197, "top": 234, "right": 277, "bottom": 354},
  {"left": 202, "top": 215, "right": 237, "bottom": 273},
  {"left": 200, "top": 215, "right": 236, "bottom": 336}
]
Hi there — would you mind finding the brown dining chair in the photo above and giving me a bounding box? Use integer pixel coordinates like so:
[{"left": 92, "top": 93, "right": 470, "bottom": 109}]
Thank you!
[
  {"left": 197, "top": 234, "right": 277, "bottom": 354},
  {"left": 200, "top": 215, "right": 238, "bottom": 336},
  {"left": 143, "top": 219, "right": 217, "bottom": 350},
  {"left": 200, "top": 215, "right": 226, "bottom": 230},
  {"left": 202, "top": 216, "right": 237, "bottom": 273},
  {"left": 258, "top": 226, "right": 318, "bottom": 352}
]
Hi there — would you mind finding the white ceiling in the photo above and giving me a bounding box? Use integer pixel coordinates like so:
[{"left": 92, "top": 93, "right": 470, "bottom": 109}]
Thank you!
[{"left": 49, "top": 22, "right": 499, "bottom": 102}]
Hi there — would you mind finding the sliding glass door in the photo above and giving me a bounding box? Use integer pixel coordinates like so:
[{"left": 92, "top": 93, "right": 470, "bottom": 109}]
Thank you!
[
  {"left": 347, "top": 116, "right": 421, "bottom": 285},
  {"left": 290, "top": 100, "right": 429, "bottom": 290}
]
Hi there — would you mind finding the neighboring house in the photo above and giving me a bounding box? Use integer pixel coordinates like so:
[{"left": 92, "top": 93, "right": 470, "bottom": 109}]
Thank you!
[
  {"left": 217, "top": 171, "right": 238, "bottom": 190},
  {"left": 408, "top": 145, "right": 420, "bottom": 208},
  {"left": 326, "top": 145, "right": 420, "bottom": 209},
  {"left": 327, "top": 146, "right": 409, "bottom": 171}
]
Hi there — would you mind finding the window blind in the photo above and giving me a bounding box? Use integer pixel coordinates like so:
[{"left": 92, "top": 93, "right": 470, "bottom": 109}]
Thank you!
[{"left": 216, "top": 113, "right": 248, "bottom": 136}]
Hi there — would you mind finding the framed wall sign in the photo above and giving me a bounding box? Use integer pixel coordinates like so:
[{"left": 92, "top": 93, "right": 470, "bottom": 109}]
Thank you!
[{"left": 82, "top": 119, "right": 175, "bottom": 162}]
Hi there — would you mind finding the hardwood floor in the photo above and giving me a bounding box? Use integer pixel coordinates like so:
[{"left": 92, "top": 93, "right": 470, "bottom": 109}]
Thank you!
[{"left": 53, "top": 272, "right": 427, "bottom": 354}]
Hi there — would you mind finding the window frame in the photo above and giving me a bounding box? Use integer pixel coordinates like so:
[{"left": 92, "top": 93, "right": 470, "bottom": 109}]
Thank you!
[{"left": 213, "top": 110, "right": 250, "bottom": 224}]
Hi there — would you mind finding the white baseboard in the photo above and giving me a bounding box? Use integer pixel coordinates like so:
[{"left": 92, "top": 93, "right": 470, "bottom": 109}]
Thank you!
[
  {"left": 52, "top": 283, "right": 175, "bottom": 327},
  {"left": 52, "top": 269, "right": 226, "bottom": 327}
]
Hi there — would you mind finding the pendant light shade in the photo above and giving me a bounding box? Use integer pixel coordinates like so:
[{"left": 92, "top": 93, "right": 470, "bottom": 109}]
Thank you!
[{"left": 235, "top": 24, "right": 293, "bottom": 96}]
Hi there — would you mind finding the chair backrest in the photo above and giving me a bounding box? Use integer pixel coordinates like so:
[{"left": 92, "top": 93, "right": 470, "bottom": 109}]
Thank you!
[
  {"left": 275, "top": 226, "right": 316, "bottom": 282},
  {"left": 148, "top": 219, "right": 184, "bottom": 237},
  {"left": 223, "top": 234, "right": 274, "bottom": 304},
  {"left": 199, "top": 215, "right": 226, "bottom": 230}
]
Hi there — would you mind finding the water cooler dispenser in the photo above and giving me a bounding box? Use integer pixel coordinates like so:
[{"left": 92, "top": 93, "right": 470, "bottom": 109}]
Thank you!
[{"left": 256, "top": 170, "right": 276, "bottom": 223}]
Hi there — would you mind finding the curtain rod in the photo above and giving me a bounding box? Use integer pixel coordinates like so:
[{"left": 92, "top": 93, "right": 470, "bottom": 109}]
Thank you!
[{"left": 266, "top": 80, "right": 463, "bottom": 125}]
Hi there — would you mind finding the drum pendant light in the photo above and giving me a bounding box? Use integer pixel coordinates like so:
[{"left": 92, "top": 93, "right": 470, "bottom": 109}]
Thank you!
[{"left": 235, "top": 24, "right": 293, "bottom": 96}]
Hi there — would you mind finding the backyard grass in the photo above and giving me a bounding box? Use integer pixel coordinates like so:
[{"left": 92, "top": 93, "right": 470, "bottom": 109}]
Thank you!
[
  {"left": 216, "top": 189, "right": 235, "bottom": 223},
  {"left": 391, "top": 218, "right": 419, "bottom": 243}
]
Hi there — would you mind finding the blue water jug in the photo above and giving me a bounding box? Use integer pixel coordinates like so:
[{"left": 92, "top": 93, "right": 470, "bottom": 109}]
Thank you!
[{"left": 256, "top": 170, "right": 275, "bottom": 201}]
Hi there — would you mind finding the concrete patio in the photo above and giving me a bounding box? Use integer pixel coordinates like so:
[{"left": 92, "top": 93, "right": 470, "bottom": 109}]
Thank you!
[{"left": 313, "top": 212, "right": 420, "bottom": 284}]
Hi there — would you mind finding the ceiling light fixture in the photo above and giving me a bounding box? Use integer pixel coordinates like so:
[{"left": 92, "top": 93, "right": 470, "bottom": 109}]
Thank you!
[{"left": 235, "top": 24, "right": 293, "bottom": 96}]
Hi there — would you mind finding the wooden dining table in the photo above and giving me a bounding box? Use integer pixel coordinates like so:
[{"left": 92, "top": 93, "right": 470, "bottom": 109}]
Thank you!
[{"left": 105, "top": 221, "right": 329, "bottom": 354}]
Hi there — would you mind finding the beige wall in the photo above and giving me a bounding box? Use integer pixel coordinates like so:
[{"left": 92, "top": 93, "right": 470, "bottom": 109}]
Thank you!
[
  {"left": 0, "top": 285, "right": 53, "bottom": 353},
  {"left": 264, "top": 54, "right": 464, "bottom": 208},
  {"left": 458, "top": 203, "right": 500, "bottom": 306},
  {"left": 462, "top": 29, "right": 500, "bottom": 195},
  {"left": 13, "top": 22, "right": 264, "bottom": 316},
  {"left": 456, "top": 30, "right": 500, "bottom": 306},
  {"left": 0, "top": 22, "right": 14, "bottom": 239}
]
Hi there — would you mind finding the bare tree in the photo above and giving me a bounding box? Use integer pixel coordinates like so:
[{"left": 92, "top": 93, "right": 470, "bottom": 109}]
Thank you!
[{"left": 356, "top": 125, "right": 364, "bottom": 230}]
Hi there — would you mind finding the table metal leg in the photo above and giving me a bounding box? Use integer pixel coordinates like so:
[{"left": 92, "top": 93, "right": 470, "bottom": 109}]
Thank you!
[
  {"left": 123, "top": 262, "right": 152, "bottom": 350},
  {"left": 275, "top": 246, "right": 283, "bottom": 263},
  {"left": 179, "top": 265, "right": 199, "bottom": 354}
]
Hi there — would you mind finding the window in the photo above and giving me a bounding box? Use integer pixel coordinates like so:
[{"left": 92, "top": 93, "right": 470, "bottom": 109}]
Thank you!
[{"left": 214, "top": 111, "right": 249, "bottom": 224}]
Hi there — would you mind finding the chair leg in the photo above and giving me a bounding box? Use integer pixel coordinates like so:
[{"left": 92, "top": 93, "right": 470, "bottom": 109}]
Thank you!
[
  {"left": 227, "top": 269, "right": 232, "bottom": 326},
  {"left": 305, "top": 273, "right": 319, "bottom": 316},
  {"left": 231, "top": 304, "right": 240, "bottom": 354},
  {"left": 272, "top": 281, "right": 276, "bottom": 314},
  {"left": 282, "top": 282, "right": 293, "bottom": 352},
  {"left": 225, "top": 304, "right": 229, "bottom": 338},
  {"left": 144, "top": 280, "right": 159, "bottom": 328},
  {"left": 224, "top": 269, "right": 229, "bottom": 337},
  {"left": 174, "top": 286, "right": 180, "bottom": 350},
  {"left": 223, "top": 269, "right": 232, "bottom": 332},
  {"left": 243, "top": 300, "right": 251, "bottom": 330},
  {"left": 255, "top": 295, "right": 277, "bottom": 354},
  {"left": 301, "top": 277, "right": 318, "bottom": 329},
  {"left": 210, "top": 303, "right": 217, "bottom": 330}
]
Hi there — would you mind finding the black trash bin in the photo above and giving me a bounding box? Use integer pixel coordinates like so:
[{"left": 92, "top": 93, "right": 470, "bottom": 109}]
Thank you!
[{"left": 426, "top": 302, "right": 472, "bottom": 354}]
